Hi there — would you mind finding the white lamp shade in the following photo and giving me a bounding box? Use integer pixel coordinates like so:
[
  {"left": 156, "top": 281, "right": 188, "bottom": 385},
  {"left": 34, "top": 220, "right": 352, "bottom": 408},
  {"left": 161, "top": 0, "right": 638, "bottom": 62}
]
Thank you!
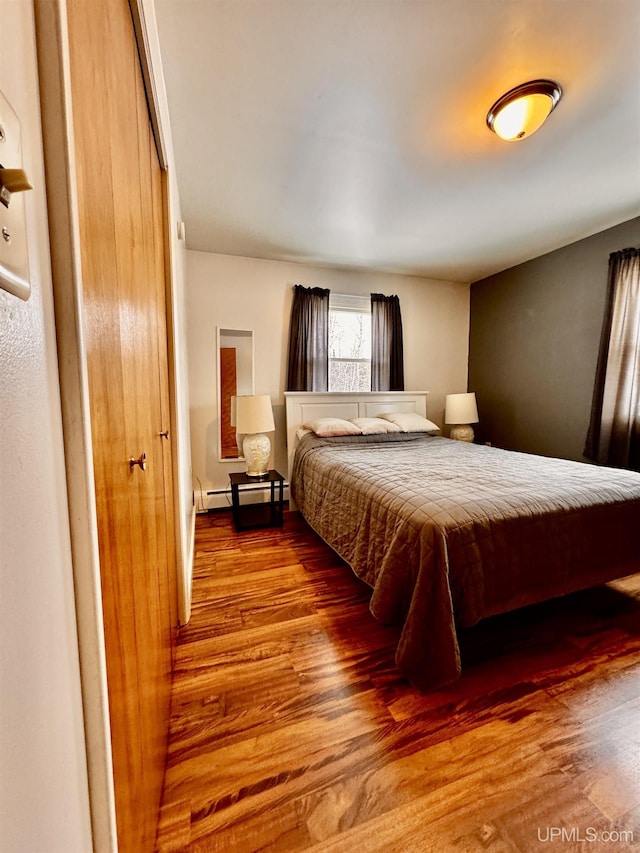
[
  {"left": 445, "top": 392, "right": 479, "bottom": 425},
  {"left": 234, "top": 394, "right": 275, "bottom": 434}
]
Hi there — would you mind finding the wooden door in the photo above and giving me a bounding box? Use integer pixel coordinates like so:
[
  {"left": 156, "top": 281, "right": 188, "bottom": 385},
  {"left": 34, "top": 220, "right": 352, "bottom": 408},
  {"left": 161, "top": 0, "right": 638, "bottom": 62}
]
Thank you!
[{"left": 66, "top": 0, "right": 176, "bottom": 849}]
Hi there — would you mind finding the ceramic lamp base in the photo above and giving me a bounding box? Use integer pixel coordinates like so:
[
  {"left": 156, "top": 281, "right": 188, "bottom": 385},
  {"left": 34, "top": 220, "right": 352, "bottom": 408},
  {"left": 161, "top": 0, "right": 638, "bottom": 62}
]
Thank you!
[
  {"left": 242, "top": 432, "right": 271, "bottom": 476},
  {"left": 450, "top": 423, "right": 475, "bottom": 442}
]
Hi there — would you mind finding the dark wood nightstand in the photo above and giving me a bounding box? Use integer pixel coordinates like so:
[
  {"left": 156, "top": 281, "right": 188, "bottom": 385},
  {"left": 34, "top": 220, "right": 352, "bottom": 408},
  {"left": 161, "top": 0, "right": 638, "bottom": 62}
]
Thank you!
[{"left": 229, "top": 469, "right": 285, "bottom": 531}]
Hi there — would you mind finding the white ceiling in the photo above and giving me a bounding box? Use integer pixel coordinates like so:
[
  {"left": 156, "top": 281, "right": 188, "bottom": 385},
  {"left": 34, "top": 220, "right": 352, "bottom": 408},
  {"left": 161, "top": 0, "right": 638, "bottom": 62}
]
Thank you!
[{"left": 154, "top": 0, "right": 640, "bottom": 282}]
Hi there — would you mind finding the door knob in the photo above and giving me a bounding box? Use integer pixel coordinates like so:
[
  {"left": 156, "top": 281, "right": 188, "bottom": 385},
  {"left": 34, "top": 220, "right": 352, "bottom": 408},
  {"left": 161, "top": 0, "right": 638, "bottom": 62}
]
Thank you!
[
  {"left": 158, "top": 429, "right": 169, "bottom": 439},
  {"left": 129, "top": 452, "right": 147, "bottom": 471}
]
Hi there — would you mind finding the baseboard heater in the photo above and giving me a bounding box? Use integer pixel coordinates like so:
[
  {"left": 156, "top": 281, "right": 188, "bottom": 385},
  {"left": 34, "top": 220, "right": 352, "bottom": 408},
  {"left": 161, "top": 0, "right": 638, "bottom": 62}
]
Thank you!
[{"left": 196, "top": 481, "right": 290, "bottom": 513}]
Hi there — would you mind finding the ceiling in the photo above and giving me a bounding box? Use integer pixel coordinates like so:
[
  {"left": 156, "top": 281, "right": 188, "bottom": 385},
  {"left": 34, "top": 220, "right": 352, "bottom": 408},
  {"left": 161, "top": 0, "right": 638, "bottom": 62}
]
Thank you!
[{"left": 154, "top": 0, "right": 640, "bottom": 283}]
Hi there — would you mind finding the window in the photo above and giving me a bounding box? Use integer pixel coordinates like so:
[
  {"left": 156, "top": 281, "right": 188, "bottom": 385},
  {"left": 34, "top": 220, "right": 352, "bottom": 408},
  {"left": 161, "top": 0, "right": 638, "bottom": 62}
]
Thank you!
[{"left": 328, "top": 293, "right": 371, "bottom": 392}]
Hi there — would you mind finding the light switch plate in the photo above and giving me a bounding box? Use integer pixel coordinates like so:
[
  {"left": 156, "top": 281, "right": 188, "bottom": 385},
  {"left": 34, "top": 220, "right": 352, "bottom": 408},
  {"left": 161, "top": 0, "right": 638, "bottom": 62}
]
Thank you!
[{"left": 0, "top": 90, "right": 31, "bottom": 301}]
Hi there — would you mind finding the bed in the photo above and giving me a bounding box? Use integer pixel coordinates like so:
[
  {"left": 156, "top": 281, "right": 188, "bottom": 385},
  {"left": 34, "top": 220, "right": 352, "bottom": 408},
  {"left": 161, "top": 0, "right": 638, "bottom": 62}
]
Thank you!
[{"left": 285, "top": 391, "right": 640, "bottom": 690}]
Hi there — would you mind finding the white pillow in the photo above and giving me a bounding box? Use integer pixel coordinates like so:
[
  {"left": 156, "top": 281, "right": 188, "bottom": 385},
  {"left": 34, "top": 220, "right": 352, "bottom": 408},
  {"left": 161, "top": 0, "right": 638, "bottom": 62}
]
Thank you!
[
  {"left": 302, "top": 417, "right": 363, "bottom": 437},
  {"left": 348, "top": 417, "right": 401, "bottom": 435},
  {"left": 295, "top": 426, "right": 313, "bottom": 441},
  {"left": 379, "top": 412, "right": 440, "bottom": 433}
]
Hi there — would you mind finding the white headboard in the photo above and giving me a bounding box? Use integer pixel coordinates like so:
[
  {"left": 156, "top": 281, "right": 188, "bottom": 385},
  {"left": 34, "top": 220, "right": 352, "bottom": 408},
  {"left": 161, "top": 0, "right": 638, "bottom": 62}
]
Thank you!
[{"left": 284, "top": 391, "right": 430, "bottom": 484}]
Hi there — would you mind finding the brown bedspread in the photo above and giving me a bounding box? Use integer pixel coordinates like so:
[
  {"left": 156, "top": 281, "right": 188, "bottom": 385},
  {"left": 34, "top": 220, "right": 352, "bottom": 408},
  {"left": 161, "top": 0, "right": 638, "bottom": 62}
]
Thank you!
[{"left": 291, "top": 433, "right": 640, "bottom": 690}]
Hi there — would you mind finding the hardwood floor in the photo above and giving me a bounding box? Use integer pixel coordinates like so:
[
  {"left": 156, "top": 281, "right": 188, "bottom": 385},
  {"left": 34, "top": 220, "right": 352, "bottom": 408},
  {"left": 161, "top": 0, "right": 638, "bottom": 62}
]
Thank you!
[{"left": 156, "top": 509, "right": 640, "bottom": 852}]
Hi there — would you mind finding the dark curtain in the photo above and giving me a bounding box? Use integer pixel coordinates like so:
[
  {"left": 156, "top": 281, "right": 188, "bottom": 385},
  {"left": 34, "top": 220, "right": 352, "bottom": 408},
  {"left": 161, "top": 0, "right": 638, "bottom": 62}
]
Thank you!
[
  {"left": 371, "top": 293, "right": 404, "bottom": 391},
  {"left": 584, "top": 247, "right": 640, "bottom": 470},
  {"left": 286, "top": 284, "right": 330, "bottom": 391}
]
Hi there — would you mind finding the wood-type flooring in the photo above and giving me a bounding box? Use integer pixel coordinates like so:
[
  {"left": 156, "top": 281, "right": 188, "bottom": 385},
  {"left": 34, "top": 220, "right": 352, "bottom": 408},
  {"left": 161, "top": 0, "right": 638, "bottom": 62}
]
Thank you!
[{"left": 156, "top": 509, "right": 640, "bottom": 852}]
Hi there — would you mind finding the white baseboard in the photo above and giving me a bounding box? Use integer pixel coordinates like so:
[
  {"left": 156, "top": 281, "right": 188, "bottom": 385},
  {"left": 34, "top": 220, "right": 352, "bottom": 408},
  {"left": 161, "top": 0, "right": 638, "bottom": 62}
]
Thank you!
[
  {"left": 195, "top": 482, "right": 290, "bottom": 513},
  {"left": 195, "top": 488, "right": 233, "bottom": 512}
]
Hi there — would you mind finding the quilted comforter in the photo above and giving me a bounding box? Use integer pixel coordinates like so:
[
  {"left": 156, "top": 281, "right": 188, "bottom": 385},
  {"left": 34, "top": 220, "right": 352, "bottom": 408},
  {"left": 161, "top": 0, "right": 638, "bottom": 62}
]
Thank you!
[{"left": 291, "top": 433, "right": 640, "bottom": 690}]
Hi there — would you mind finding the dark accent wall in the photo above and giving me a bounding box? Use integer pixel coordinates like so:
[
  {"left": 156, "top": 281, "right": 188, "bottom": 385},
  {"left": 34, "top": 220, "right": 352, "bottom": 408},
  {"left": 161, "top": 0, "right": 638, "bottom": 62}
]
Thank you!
[{"left": 469, "top": 217, "right": 640, "bottom": 461}]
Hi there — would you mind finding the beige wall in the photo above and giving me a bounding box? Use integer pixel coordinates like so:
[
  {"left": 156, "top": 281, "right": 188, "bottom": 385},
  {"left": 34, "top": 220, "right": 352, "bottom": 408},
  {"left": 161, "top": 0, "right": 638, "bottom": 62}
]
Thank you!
[
  {"left": 0, "top": 2, "right": 92, "bottom": 851},
  {"left": 186, "top": 250, "right": 470, "bottom": 503}
]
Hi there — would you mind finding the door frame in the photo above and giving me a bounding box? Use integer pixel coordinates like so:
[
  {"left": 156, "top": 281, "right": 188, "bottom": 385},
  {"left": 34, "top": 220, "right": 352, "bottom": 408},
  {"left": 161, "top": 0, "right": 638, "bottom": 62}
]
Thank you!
[{"left": 34, "top": 2, "right": 186, "bottom": 849}]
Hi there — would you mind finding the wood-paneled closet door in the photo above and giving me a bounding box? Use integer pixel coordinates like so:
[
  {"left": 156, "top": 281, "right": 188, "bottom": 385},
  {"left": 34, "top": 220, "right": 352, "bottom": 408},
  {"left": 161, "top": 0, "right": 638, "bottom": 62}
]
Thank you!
[{"left": 66, "top": 0, "right": 177, "bottom": 850}]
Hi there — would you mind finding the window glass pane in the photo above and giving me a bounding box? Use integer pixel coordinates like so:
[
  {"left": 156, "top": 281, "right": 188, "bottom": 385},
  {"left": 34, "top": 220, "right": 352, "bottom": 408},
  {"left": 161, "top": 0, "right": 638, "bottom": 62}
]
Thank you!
[
  {"left": 328, "top": 295, "right": 372, "bottom": 392},
  {"left": 329, "top": 360, "right": 371, "bottom": 392},
  {"left": 329, "top": 309, "right": 371, "bottom": 359}
]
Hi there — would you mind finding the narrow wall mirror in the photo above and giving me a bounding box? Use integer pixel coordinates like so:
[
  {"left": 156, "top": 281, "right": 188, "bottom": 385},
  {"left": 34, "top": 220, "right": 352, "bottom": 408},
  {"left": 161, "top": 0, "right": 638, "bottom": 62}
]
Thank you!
[{"left": 217, "top": 327, "right": 255, "bottom": 461}]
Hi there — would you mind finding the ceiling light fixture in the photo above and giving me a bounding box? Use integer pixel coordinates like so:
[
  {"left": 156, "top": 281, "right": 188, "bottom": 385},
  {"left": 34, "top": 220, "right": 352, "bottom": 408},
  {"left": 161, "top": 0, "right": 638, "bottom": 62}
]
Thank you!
[{"left": 486, "top": 79, "right": 562, "bottom": 142}]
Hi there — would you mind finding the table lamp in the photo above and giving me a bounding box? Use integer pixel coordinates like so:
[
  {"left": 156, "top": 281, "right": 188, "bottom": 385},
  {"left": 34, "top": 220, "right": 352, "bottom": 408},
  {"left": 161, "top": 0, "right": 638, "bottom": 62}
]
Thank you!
[
  {"left": 234, "top": 394, "right": 275, "bottom": 476},
  {"left": 445, "top": 392, "right": 479, "bottom": 442}
]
